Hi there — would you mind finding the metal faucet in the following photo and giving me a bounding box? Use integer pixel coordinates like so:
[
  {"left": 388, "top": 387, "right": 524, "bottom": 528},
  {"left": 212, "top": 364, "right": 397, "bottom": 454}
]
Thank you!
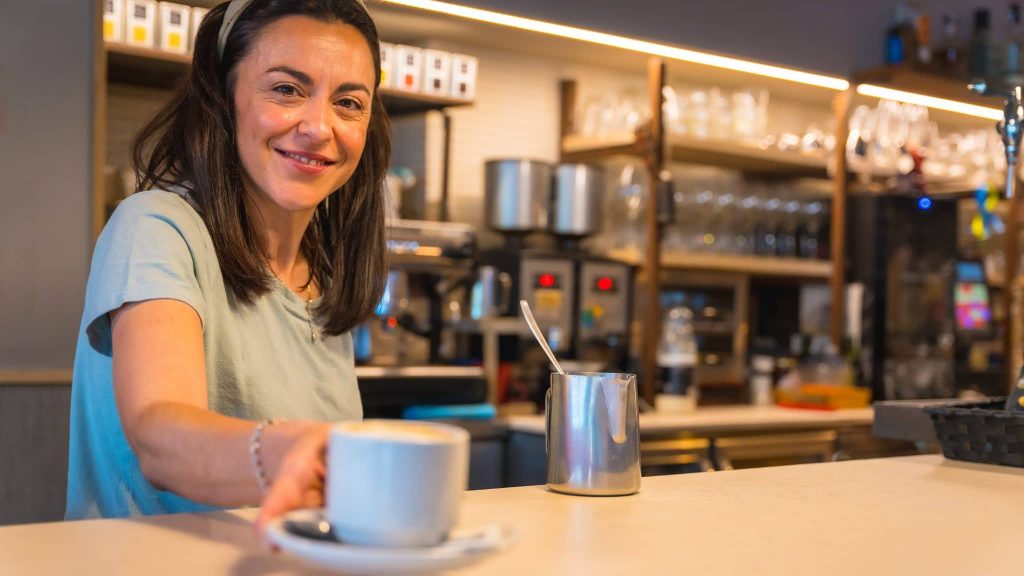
[
  {"left": 970, "top": 82, "right": 1024, "bottom": 198},
  {"left": 970, "top": 78, "right": 1024, "bottom": 409}
]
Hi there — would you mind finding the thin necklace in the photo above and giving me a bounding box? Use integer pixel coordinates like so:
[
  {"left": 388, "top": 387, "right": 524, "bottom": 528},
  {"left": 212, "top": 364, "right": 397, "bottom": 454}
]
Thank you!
[{"left": 274, "top": 266, "right": 319, "bottom": 343}]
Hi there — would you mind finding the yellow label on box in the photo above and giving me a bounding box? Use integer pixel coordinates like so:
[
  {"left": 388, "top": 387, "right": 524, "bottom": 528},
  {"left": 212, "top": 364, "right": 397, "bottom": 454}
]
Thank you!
[
  {"left": 104, "top": 21, "right": 114, "bottom": 40},
  {"left": 132, "top": 26, "right": 146, "bottom": 43},
  {"left": 169, "top": 32, "right": 182, "bottom": 49}
]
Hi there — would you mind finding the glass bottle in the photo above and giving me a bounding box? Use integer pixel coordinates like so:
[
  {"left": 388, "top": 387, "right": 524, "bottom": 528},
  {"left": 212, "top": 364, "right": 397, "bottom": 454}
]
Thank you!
[
  {"left": 798, "top": 200, "right": 824, "bottom": 259},
  {"left": 916, "top": 13, "right": 932, "bottom": 65},
  {"left": 886, "top": 1, "right": 912, "bottom": 65},
  {"left": 884, "top": 0, "right": 917, "bottom": 65},
  {"left": 935, "top": 14, "right": 965, "bottom": 74},
  {"left": 776, "top": 198, "right": 802, "bottom": 258},
  {"left": 816, "top": 202, "right": 832, "bottom": 261},
  {"left": 755, "top": 197, "right": 781, "bottom": 256},
  {"left": 1003, "top": 3, "right": 1023, "bottom": 79},
  {"left": 969, "top": 8, "right": 992, "bottom": 78},
  {"left": 657, "top": 306, "right": 698, "bottom": 401}
]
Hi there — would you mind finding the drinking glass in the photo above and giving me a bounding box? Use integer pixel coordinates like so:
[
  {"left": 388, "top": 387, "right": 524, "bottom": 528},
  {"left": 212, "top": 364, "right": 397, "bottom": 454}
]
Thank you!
[
  {"left": 663, "top": 85, "right": 686, "bottom": 136},
  {"left": 732, "top": 90, "right": 757, "bottom": 142},
  {"left": 709, "top": 88, "right": 732, "bottom": 140},
  {"left": 691, "top": 180, "right": 716, "bottom": 251},
  {"left": 731, "top": 89, "right": 769, "bottom": 143},
  {"left": 755, "top": 193, "right": 783, "bottom": 256},
  {"left": 665, "top": 168, "right": 695, "bottom": 250},
  {"left": 733, "top": 190, "right": 759, "bottom": 254},
  {"left": 798, "top": 200, "right": 825, "bottom": 259},
  {"left": 614, "top": 163, "right": 647, "bottom": 251},
  {"left": 687, "top": 89, "right": 711, "bottom": 139}
]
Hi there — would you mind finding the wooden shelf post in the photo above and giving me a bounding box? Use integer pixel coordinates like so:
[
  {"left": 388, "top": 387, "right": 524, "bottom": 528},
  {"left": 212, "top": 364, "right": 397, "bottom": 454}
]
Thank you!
[
  {"left": 641, "top": 57, "right": 667, "bottom": 405},
  {"left": 830, "top": 87, "right": 854, "bottom": 349},
  {"left": 92, "top": 0, "right": 108, "bottom": 245},
  {"left": 558, "top": 79, "right": 577, "bottom": 154}
]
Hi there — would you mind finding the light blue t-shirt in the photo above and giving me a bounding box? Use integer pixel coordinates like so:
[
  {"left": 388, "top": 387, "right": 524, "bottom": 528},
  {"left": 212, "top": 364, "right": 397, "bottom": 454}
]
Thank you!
[{"left": 66, "top": 189, "right": 362, "bottom": 520}]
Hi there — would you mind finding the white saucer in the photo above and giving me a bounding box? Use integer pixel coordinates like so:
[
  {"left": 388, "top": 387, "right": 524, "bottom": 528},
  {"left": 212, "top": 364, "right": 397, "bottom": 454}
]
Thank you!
[{"left": 266, "top": 509, "right": 512, "bottom": 574}]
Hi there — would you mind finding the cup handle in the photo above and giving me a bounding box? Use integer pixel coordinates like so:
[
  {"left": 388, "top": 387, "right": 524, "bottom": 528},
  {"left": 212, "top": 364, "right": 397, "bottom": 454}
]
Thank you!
[
  {"left": 496, "top": 272, "right": 512, "bottom": 315},
  {"left": 544, "top": 387, "right": 551, "bottom": 455}
]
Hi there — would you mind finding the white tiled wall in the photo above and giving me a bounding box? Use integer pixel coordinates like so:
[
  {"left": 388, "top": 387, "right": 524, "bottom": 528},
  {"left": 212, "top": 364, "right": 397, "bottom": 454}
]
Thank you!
[{"left": 105, "top": 38, "right": 833, "bottom": 241}]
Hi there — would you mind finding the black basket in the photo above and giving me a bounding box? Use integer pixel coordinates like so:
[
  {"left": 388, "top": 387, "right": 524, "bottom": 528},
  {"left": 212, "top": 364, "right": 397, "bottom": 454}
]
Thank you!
[{"left": 924, "top": 398, "right": 1024, "bottom": 468}]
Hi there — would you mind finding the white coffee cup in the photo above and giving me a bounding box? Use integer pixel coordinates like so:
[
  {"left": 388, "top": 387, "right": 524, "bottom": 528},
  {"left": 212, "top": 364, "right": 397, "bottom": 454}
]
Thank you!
[{"left": 326, "top": 419, "right": 470, "bottom": 547}]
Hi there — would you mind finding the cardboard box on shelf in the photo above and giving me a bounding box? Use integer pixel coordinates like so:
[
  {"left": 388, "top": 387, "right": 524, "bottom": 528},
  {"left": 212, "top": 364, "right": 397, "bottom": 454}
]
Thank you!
[
  {"left": 158, "top": 2, "right": 190, "bottom": 54},
  {"left": 422, "top": 49, "right": 451, "bottom": 97},
  {"left": 125, "top": 0, "right": 158, "bottom": 49},
  {"left": 104, "top": 0, "right": 125, "bottom": 43},
  {"left": 379, "top": 42, "right": 395, "bottom": 89},
  {"left": 190, "top": 7, "right": 209, "bottom": 53},
  {"left": 450, "top": 53, "right": 478, "bottom": 100},
  {"left": 394, "top": 45, "right": 423, "bottom": 93}
]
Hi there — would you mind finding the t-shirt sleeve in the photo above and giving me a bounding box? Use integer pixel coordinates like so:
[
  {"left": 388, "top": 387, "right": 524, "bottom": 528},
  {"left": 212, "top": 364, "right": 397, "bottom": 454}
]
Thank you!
[{"left": 84, "top": 192, "right": 207, "bottom": 356}]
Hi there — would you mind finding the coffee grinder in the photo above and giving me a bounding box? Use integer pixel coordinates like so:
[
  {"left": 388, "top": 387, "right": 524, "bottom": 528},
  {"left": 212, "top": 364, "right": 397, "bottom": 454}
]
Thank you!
[
  {"left": 472, "top": 159, "right": 634, "bottom": 407},
  {"left": 550, "top": 163, "right": 633, "bottom": 371}
]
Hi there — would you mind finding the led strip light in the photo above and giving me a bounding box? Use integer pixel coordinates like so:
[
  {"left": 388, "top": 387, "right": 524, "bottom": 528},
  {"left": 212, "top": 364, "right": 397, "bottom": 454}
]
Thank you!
[
  {"left": 381, "top": 0, "right": 1002, "bottom": 120},
  {"left": 856, "top": 84, "right": 1002, "bottom": 120},
  {"left": 380, "top": 0, "right": 849, "bottom": 91}
]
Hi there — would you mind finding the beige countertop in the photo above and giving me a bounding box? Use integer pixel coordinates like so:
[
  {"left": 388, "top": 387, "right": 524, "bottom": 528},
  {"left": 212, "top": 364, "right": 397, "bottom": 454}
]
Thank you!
[
  {"left": 1, "top": 455, "right": 1019, "bottom": 575},
  {"left": 504, "top": 405, "right": 874, "bottom": 435}
]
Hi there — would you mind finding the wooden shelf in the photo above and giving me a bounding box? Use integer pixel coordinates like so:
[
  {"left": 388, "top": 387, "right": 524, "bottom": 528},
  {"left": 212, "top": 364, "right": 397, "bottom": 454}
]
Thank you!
[
  {"left": 853, "top": 66, "right": 999, "bottom": 110},
  {"left": 106, "top": 42, "right": 191, "bottom": 88},
  {"left": 561, "top": 133, "right": 829, "bottom": 177},
  {"left": 0, "top": 370, "right": 73, "bottom": 385},
  {"left": 104, "top": 42, "right": 473, "bottom": 116},
  {"left": 852, "top": 66, "right": 1001, "bottom": 128},
  {"left": 606, "top": 247, "right": 832, "bottom": 279},
  {"left": 847, "top": 168, "right": 983, "bottom": 196},
  {"left": 377, "top": 90, "right": 473, "bottom": 116},
  {"left": 563, "top": 131, "right": 980, "bottom": 195}
]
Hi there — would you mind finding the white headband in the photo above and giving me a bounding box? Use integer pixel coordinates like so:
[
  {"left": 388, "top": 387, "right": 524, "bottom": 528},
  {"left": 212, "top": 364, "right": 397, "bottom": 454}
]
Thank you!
[
  {"left": 218, "top": 0, "right": 257, "bottom": 61},
  {"left": 217, "top": 0, "right": 372, "bottom": 62}
]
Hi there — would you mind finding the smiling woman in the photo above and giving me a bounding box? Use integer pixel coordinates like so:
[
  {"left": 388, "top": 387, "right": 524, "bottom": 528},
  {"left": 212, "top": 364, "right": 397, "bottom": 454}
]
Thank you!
[
  {"left": 65, "top": 0, "right": 390, "bottom": 522},
  {"left": 233, "top": 18, "right": 375, "bottom": 217}
]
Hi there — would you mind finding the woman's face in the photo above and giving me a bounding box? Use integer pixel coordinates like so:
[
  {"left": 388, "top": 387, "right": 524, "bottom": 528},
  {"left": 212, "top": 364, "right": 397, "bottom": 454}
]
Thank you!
[{"left": 232, "top": 15, "right": 375, "bottom": 216}]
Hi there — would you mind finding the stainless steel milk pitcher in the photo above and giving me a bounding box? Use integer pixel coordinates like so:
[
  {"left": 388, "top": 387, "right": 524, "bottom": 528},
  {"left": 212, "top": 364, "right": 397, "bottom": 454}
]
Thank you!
[{"left": 545, "top": 372, "right": 641, "bottom": 496}]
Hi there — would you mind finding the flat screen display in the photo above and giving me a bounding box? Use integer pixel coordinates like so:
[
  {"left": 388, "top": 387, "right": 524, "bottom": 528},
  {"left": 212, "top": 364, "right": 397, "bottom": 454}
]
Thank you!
[
  {"left": 955, "top": 261, "right": 985, "bottom": 283},
  {"left": 954, "top": 281, "right": 992, "bottom": 333}
]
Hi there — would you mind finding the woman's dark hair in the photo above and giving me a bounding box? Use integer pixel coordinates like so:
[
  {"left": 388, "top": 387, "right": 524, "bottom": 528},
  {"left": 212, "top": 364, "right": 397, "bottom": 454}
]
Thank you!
[{"left": 130, "top": 0, "right": 390, "bottom": 336}]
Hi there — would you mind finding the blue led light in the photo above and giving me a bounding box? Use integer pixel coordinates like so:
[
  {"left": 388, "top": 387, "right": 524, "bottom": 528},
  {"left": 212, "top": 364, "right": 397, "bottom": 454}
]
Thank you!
[{"left": 918, "top": 197, "right": 932, "bottom": 211}]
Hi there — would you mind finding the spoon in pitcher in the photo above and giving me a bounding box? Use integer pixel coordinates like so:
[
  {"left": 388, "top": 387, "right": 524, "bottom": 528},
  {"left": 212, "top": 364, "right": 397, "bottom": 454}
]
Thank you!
[{"left": 519, "top": 300, "right": 566, "bottom": 375}]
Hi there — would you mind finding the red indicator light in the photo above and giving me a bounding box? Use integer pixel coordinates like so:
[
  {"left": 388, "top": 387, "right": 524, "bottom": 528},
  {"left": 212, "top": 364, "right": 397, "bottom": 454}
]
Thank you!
[
  {"left": 386, "top": 316, "right": 398, "bottom": 329},
  {"left": 597, "top": 277, "right": 614, "bottom": 291},
  {"left": 539, "top": 273, "right": 556, "bottom": 288}
]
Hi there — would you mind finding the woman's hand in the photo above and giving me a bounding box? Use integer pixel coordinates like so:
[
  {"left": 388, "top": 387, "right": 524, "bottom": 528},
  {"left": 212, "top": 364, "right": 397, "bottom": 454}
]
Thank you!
[{"left": 254, "top": 423, "right": 331, "bottom": 539}]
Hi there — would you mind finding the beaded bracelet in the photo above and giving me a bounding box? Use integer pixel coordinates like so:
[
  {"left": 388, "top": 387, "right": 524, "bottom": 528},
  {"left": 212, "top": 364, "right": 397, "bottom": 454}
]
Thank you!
[{"left": 248, "top": 419, "right": 277, "bottom": 496}]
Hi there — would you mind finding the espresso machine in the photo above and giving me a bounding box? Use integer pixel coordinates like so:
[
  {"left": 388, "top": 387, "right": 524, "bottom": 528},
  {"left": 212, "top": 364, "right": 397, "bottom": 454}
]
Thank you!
[
  {"left": 355, "top": 218, "right": 478, "bottom": 366},
  {"left": 354, "top": 219, "right": 491, "bottom": 416},
  {"left": 470, "top": 159, "right": 635, "bottom": 406}
]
